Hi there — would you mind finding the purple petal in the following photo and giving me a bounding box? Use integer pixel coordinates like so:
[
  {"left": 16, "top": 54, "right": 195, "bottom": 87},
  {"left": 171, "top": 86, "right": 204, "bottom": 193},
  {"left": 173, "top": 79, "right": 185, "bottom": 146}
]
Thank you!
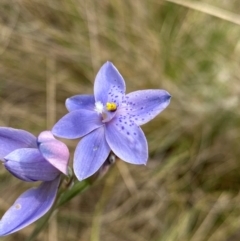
[
  {"left": 0, "top": 127, "right": 37, "bottom": 159},
  {"left": 38, "top": 131, "right": 69, "bottom": 175},
  {"left": 37, "top": 130, "right": 55, "bottom": 143},
  {"left": 52, "top": 110, "right": 103, "bottom": 139},
  {"left": 4, "top": 148, "right": 59, "bottom": 182},
  {"left": 74, "top": 127, "right": 111, "bottom": 181},
  {"left": 0, "top": 176, "right": 60, "bottom": 236},
  {"left": 66, "top": 94, "right": 95, "bottom": 112},
  {"left": 119, "top": 90, "right": 171, "bottom": 126},
  {"left": 105, "top": 117, "right": 148, "bottom": 165},
  {"left": 94, "top": 62, "right": 126, "bottom": 105},
  {"left": 118, "top": 90, "right": 171, "bottom": 125}
]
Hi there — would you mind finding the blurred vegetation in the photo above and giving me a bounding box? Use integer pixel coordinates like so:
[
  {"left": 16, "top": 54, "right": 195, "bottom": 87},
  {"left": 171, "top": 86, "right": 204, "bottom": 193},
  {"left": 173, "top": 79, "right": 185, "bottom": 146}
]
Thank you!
[{"left": 0, "top": 0, "right": 240, "bottom": 240}]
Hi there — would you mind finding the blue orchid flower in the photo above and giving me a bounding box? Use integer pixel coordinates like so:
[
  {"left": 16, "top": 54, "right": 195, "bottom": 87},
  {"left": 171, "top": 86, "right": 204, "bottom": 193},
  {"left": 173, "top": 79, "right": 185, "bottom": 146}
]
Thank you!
[
  {"left": 52, "top": 61, "right": 171, "bottom": 181},
  {"left": 0, "top": 128, "right": 69, "bottom": 236}
]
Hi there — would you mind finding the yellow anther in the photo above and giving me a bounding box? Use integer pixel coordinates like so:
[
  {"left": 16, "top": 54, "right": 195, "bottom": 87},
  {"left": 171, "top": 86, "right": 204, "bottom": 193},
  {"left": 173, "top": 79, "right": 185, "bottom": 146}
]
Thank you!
[{"left": 106, "top": 102, "right": 117, "bottom": 112}]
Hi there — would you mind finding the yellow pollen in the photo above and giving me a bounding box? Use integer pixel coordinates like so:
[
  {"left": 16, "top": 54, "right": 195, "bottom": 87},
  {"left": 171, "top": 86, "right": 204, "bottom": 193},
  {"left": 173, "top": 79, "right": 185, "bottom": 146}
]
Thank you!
[{"left": 106, "top": 102, "right": 117, "bottom": 112}]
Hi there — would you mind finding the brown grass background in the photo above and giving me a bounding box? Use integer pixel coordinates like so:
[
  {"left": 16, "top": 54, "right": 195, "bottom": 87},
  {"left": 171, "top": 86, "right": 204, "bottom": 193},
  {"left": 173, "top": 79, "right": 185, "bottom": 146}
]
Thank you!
[{"left": 0, "top": 0, "right": 240, "bottom": 240}]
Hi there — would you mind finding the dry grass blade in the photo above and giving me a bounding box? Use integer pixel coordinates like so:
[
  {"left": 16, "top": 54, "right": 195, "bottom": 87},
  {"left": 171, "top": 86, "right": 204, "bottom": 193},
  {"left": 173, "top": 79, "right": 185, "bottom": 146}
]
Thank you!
[{"left": 164, "top": 0, "right": 240, "bottom": 25}]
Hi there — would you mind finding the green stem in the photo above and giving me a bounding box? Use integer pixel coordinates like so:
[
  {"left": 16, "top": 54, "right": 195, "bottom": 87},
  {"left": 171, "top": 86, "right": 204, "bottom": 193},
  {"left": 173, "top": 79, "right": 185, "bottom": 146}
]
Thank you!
[{"left": 56, "top": 179, "right": 91, "bottom": 208}]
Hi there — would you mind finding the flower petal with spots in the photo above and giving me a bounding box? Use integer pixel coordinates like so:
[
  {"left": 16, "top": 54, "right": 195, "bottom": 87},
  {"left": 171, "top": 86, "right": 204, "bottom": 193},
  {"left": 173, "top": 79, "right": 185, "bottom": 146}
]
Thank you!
[
  {"left": 94, "top": 61, "right": 126, "bottom": 105},
  {"left": 119, "top": 89, "right": 171, "bottom": 126},
  {"left": 105, "top": 117, "right": 148, "bottom": 165}
]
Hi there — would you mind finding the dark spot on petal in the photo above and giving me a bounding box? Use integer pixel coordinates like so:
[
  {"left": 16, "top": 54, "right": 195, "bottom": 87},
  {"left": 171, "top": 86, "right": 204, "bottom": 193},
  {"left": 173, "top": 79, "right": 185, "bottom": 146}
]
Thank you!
[
  {"left": 15, "top": 204, "right": 21, "bottom": 210},
  {"left": 127, "top": 132, "right": 130, "bottom": 135}
]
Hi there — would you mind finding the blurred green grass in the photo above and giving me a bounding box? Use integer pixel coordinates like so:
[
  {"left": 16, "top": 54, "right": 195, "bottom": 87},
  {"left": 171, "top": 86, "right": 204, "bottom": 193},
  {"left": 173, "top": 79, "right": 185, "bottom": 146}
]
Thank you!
[{"left": 0, "top": 0, "right": 240, "bottom": 240}]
